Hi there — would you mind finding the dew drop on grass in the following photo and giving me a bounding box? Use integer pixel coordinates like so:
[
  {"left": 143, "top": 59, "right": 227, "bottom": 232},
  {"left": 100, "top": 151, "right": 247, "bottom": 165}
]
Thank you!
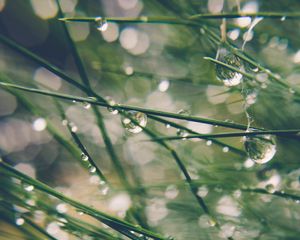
[
  {"left": 165, "top": 123, "right": 171, "bottom": 129},
  {"left": 216, "top": 48, "right": 244, "bottom": 87},
  {"left": 222, "top": 147, "right": 229, "bottom": 153},
  {"left": 82, "top": 102, "right": 91, "bottom": 109},
  {"left": 121, "top": 111, "right": 147, "bottom": 134},
  {"left": 206, "top": 140, "right": 212, "bottom": 146},
  {"left": 244, "top": 135, "right": 277, "bottom": 164},
  {"left": 266, "top": 184, "right": 276, "bottom": 193},
  {"left": 95, "top": 17, "right": 108, "bottom": 32},
  {"left": 105, "top": 96, "right": 119, "bottom": 115},
  {"left": 24, "top": 184, "right": 34, "bottom": 192},
  {"left": 89, "top": 166, "right": 96, "bottom": 173},
  {"left": 81, "top": 153, "right": 89, "bottom": 162},
  {"left": 197, "top": 186, "right": 208, "bottom": 198},
  {"left": 281, "top": 16, "right": 286, "bottom": 21},
  {"left": 99, "top": 181, "right": 109, "bottom": 195}
]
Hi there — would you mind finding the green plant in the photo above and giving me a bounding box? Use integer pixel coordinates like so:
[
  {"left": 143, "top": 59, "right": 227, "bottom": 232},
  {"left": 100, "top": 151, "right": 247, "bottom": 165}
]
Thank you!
[{"left": 0, "top": 1, "right": 300, "bottom": 239}]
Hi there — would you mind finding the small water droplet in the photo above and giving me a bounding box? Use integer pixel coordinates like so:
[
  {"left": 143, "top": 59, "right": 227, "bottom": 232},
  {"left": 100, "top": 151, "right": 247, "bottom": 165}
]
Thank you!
[
  {"left": 24, "top": 184, "right": 34, "bottom": 192},
  {"left": 77, "top": 211, "right": 84, "bottom": 216},
  {"left": 81, "top": 153, "right": 89, "bottom": 161},
  {"left": 16, "top": 217, "right": 25, "bottom": 226},
  {"left": 245, "top": 90, "right": 258, "bottom": 106},
  {"left": 216, "top": 48, "right": 243, "bottom": 87},
  {"left": 206, "top": 140, "right": 212, "bottom": 146},
  {"left": 62, "top": 119, "right": 68, "bottom": 126},
  {"left": 266, "top": 184, "right": 276, "bottom": 193},
  {"left": 95, "top": 17, "right": 108, "bottom": 32},
  {"left": 165, "top": 124, "right": 171, "bottom": 128},
  {"left": 82, "top": 102, "right": 91, "bottom": 109},
  {"left": 121, "top": 111, "right": 147, "bottom": 134},
  {"left": 197, "top": 186, "right": 208, "bottom": 198},
  {"left": 222, "top": 147, "right": 229, "bottom": 153},
  {"left": 176, "top": 129, "right": 188, "bottom": 139},
  {"left": 289, "top": 88, "right": 295, "bottom": 94},
  {"left": 89, "top": 166, "right": 96, "bottom": 173},
  {"left": 244, "top": 134, "right": 277, "bottom": 164},
  {"left": 69, "top": 122, "right": 78, "bottom": 132},
  {"left": 99, "top": 181, "right": 109, "bottom": 195},
  {"left": 105, "top": 96, "right": 119, "bottom": 115},
  {"left": 280, "top": 16, "right": 286, "bottom": 21}
]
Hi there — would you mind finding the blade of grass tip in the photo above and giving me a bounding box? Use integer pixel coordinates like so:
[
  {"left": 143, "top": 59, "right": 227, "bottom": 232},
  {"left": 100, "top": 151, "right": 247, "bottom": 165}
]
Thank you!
[
  {"left": 0, "top": 80, "right": 252, "bottom": 131},
  {"left": 147, "top": 114, "right": 246, "bottom": 156},
  {"left": 0, "top": 160, "right": 166, "bottom": 240},
  {"left": 55, "top": 1, "right": 149, "bottom": 228},
  {"left": 145, "top": 129, "right": 300, "bottom": 141}
]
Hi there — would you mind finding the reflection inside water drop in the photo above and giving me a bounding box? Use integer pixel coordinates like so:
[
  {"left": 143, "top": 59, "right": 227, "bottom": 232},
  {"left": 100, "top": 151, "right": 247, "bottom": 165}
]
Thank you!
[
  {"left": 121, "top": 111, "right": 147, "bottom": 134},
  {"left": 244, "top": 134, "right": 277, "bottom": 164},
  {"left": 95, "top": 17, "right": 108, "bottom": 32},
  {"left": 216, "top": 48, "right": 244, "bottom": 87}
]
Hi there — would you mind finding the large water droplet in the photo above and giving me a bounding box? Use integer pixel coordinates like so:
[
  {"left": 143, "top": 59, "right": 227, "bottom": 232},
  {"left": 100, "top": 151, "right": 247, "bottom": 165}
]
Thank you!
[
  {"left": 121, "top": 111, "right": 147, "bottom": 134},
  {"left": 244, "top": 134, "right": 277, "bottom": 164},
  {"left": 81, "top": 153, "right": 89, "bottom": 162},
  {"left": 216, "top": 49, "right": 244, "bottom": 87},
  {"left": 95, "top": 17, "right": 108, "bottom": 32}
]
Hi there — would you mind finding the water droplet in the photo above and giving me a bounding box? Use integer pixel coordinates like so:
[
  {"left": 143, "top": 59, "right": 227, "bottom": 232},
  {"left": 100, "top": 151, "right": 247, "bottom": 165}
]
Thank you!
[
  {"left": 16, "top": 217, "right": 25, "bottom": 226},
  {"left": 121, "top": 111, "right": 147, "bottom": 134},
  {"left": 81, "top": 153, "right": 89, "bottom": 161},
  {"left": 245, "top": 90, "right": 258, "bottom": 106},
  {"left": 289, "top": 88, "right": 295, "bottom": 94},
  {"left": 62, "top": 119, "right": 68, "bottom": 126},
  {"left": 280, "top": 16, "right": 286, "bottom": 21},
  {"left": 77, "top": 211, "right": 84, "bottom": 216},
  {"left": 206, "top": 140, "right": 212, "bottom": 146},
  {"left": 105, "top": 96, "right": 119, "bottom": 115},
  {"left": 244, "top": 134, "right": 277, "bottom": 164},
  {"left": 82, "top": 102, "right": 91, "bottom": 109},
  {"left": 222, "top": 147, "right": 229, "bottom": 153},
  {"left": 24, "top": 184, "right": 34, "bottom": 192},
  {"left": 89, "top": 166, "right": 96, "bottom": 173},
  {"left": 176, "top": 129, "right": 188, "bottom": 139},
  {"left": 95, "top": 17, "right": 108, "bottom": 32},
  {"left": 165, "top": 124, "right": 171, "bottom": 129},
  {"left": 216, "top": 49, "right": 244, "bottom": 87},
  {"left": 69, "top": 122, "right": 78, "bottom": 132},
  {"left": 197, "top": 186, "right": 208, "bottom": 198},
  {"left": 99, "top": 181, "right": 109, "bottom": 195},
  {"left": 266, "top": 184, "right": 276, "bottom": 193}
]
